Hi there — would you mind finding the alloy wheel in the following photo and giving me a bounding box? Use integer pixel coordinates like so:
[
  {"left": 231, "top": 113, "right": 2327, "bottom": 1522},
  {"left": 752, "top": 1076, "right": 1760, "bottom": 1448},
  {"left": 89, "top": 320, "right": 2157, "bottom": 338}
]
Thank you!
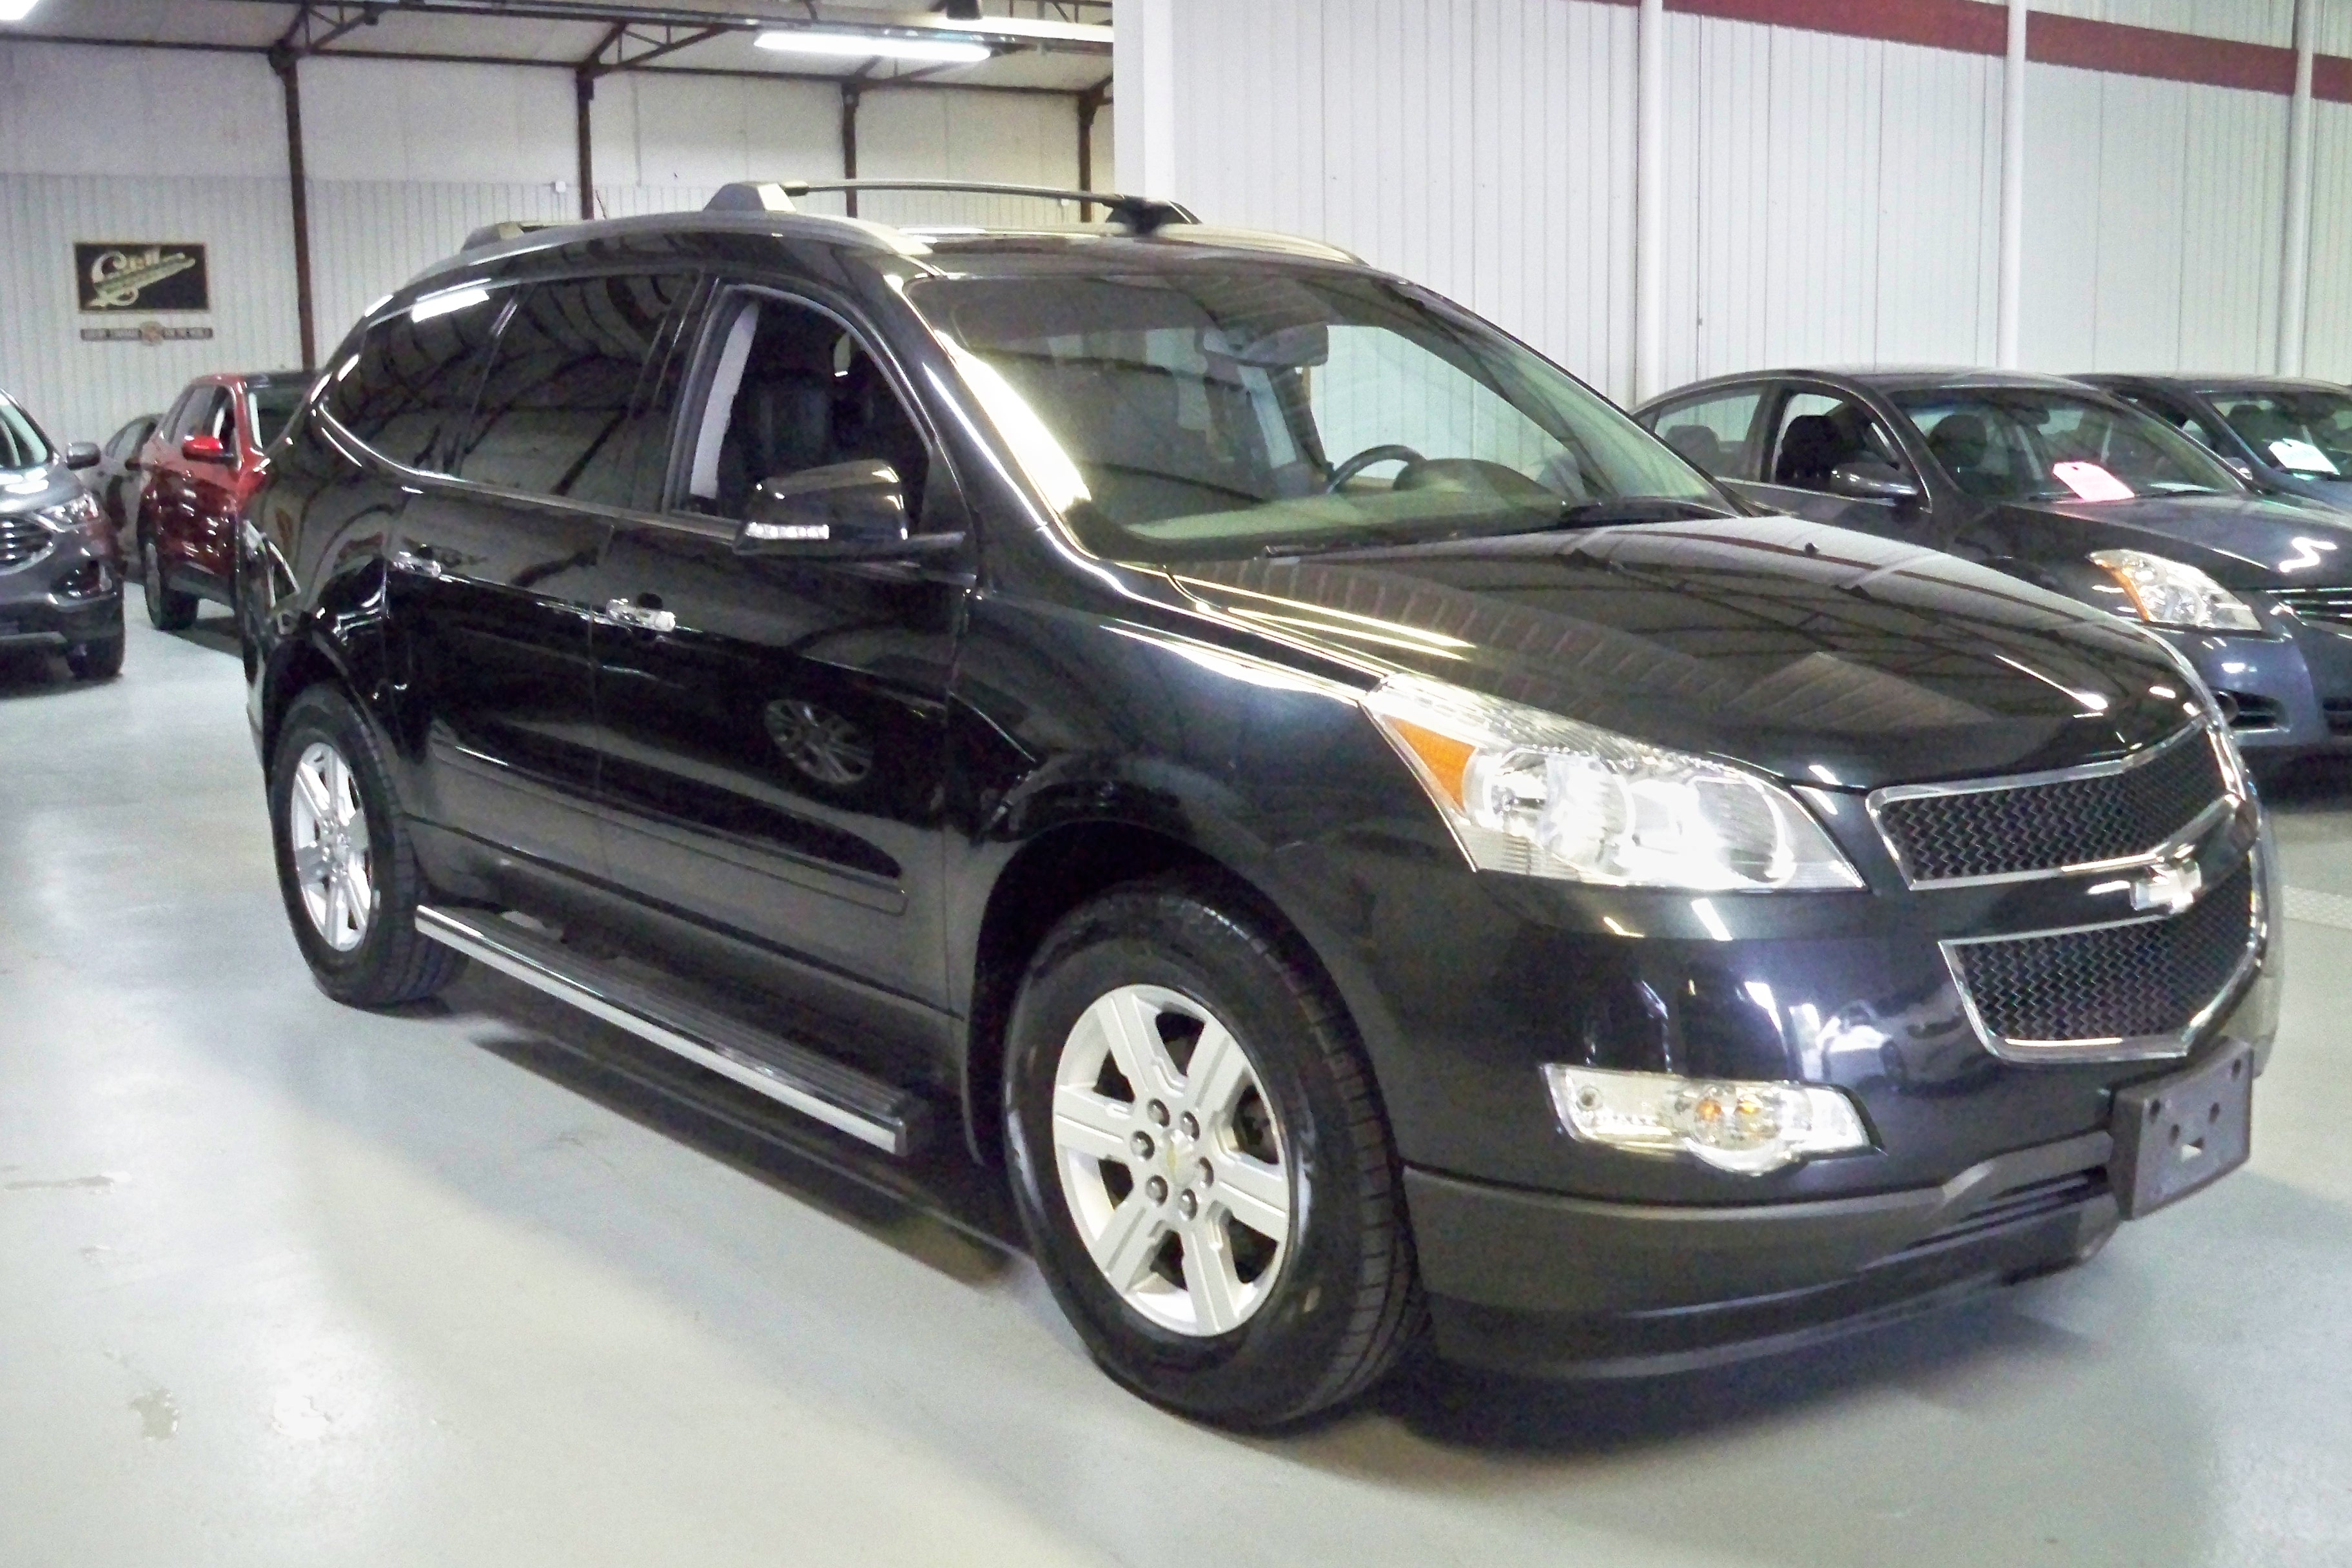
[
  {"left": 286, "top": 740, "right": 375, "bottom": 952},
  {"left": 1050, "top": 983, "right": 1292, "bottom": 1336}
]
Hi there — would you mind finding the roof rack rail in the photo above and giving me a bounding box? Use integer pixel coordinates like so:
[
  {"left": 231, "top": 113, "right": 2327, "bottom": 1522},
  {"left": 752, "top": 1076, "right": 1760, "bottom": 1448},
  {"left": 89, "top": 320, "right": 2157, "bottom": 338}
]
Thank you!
[
  {"left": 461, "top": 219, "right": 570, "bottom": 253},
  {"left": 703, "top": 180, "right": 1198, "bottom": 235}
]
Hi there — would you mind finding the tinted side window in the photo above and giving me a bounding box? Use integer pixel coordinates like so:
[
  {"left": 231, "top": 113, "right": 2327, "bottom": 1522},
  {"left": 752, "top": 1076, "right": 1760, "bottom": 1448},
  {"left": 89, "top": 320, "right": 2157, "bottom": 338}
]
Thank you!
[
  {"left": 324, "top": 288, "right": 505, "bottom": 470},
  {"left": 1768, "top": 391, "right": 1901, "bottom": 491},
  {"left": 453, "top": 273, "right": 692, "bottom": 505},
  {"left": 1648, "top": 389, "right": 1762, "bottom": 478}
]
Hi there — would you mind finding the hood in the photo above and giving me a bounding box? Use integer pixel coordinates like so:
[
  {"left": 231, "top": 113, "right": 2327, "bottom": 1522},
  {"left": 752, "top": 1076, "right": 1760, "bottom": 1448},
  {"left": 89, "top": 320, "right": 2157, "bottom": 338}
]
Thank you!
[
  {"left": 1171, "top": 514, "right": 2195, "bottom": 791},
  {"left": 2268, "top": 471, "right": 2352, "bottom": 513},
  {"left": 1991, "top": 490, "right": 2352, "bottom": 589},
  {"left": 0, "top": 462, "right": 81, "bottom": 516}
]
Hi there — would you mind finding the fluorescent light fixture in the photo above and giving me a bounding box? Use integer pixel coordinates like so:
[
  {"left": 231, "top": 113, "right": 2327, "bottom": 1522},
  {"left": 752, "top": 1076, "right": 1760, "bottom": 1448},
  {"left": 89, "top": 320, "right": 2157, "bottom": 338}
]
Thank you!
[
  {"left": 922, "top": 16, "right": 1113, "bottom": 45},
  {"left": 0, "top": 0, "right": 42, "bottom": 21},
  {"left": 754, "top": 29, "right": 991, "bottom": 64}
]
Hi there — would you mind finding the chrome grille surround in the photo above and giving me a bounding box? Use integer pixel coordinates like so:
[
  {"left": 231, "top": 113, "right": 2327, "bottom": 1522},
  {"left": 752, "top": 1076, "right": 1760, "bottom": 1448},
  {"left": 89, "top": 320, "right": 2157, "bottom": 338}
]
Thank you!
[
  {"left": 0, "top": 514, "right": 54, "bottom": 573},
  {"left": 1939, "top": 852, "right": 2266, "bottom": 1064},
  {"left": 1868, "top": 721, "right": 2240, "bottom": 890}
]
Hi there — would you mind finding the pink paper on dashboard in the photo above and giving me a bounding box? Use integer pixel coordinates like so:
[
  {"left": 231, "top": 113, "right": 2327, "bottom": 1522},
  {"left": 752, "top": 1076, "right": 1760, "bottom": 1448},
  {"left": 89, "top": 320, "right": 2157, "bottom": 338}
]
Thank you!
[{"left": 2050, "top": 461, "right": 2134, "bottom": 502}]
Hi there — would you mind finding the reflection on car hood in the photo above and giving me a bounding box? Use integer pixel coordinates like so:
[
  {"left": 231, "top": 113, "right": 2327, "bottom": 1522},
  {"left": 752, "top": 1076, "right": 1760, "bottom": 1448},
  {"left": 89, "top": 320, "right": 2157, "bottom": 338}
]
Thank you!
[
  {"left": 1171, "top": 514, "right": 2193, "bottom": 790},
  {"left": 1997, "top": 491, "right": 2352, "bottom": 588},
  {"left": 0, "top": 464, "right": 80, "bottom": 514}
]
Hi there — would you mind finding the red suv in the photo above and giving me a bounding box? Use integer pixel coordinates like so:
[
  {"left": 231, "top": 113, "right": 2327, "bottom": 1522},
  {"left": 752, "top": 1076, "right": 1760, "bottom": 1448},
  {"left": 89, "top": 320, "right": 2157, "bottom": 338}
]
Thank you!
[{"left": 137, "top": 371, "right": 306, "bottom": 629}]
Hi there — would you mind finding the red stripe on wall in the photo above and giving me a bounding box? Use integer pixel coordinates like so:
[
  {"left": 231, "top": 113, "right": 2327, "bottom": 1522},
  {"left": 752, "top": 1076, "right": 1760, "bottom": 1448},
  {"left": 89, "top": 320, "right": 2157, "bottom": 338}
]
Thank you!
[
  {"left": 2317, "top": 54, "right": 2352, "bottom": 104},
  {"left": 2026, "top": 12, "right": 2295, "bottom": 94},
  {"left": 1659, "top": 0, "right": 2346, "bottom": 102},
  {"left": 1665, "top": 0, "right": 2006, "bottom": 57}
]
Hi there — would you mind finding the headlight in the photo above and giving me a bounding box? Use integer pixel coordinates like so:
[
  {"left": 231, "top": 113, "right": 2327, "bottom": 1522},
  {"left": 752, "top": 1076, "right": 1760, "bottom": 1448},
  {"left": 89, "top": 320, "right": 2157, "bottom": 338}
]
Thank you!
[
  {"left": 35, "top": 492, "right": 104, "bottom": 536},
  {"left": 1547, "top": 1065, "right": 1872, "bottom": 1174},
  {"left": 1364, "top": 673, "right": 1862, "bottom": 890},
  {"left": 2090, "top": 549, "right": 2260, "bottom": 631}
]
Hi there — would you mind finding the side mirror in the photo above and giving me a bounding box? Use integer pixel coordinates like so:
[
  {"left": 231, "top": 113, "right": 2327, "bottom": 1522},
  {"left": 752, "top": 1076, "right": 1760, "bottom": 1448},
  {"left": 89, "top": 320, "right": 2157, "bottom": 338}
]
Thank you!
[
  {"left": 181, "top": 433, "right": 227, "bottom": 464},
  {"left": 1829, "top": 461, "right": 1922, "bottom": 504},
  {"left": 63, "top": 442, "right": 101, "bottom": 470},
  {"left": 734, "top": 461, "right": 956, "bottom": 560}
]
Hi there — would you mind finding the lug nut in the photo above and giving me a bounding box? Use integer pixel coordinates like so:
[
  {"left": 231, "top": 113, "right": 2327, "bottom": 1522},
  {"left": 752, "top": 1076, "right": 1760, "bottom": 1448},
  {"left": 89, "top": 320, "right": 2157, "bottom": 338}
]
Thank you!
[
  {"left": 1146, "top": 1176, "right": 1168, "bottom": 1203},
  {"left": 1130, "top": 1132, "right": 1155, "bottom": 1158},
  {"left": 1147, "top": 1101, "right": 1170, "bottom": 1126},
  {"left": 1177, "top": 1190, "right": 1199, "bottom": 1219},
  {"left": 1177, "top": 1112, "right": 1199, "bottom": 1139}
]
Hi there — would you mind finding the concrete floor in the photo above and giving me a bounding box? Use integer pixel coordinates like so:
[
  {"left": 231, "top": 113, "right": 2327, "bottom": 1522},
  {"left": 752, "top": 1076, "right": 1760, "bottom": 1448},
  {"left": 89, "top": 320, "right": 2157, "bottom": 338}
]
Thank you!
[{"left": 4, "top": 612, "right": 2351, "bottom": 1568}]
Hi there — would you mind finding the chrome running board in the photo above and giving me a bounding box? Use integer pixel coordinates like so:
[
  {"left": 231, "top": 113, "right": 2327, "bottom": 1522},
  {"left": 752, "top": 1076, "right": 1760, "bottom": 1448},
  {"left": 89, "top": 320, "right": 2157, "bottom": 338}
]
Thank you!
[{"left": 416, "top": 905, "right": 928, "bottom": 1156}]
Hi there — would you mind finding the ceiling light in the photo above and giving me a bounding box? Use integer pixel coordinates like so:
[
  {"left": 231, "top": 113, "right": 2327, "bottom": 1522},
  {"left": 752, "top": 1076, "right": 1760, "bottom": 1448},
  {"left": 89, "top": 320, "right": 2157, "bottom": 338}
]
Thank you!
[
  {"left": 754, "top": 29, "right": 991, "bottom": 64},
  {"left": 923, "top": 16, "right": 1113, "bottom": 44},
  {"left": 0, "top": 0, "right": 43, "bottom": 22}
]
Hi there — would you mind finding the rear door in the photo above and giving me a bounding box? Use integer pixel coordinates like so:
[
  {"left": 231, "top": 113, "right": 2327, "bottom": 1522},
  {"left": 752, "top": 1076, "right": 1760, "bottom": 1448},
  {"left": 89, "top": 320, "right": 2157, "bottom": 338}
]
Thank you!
[
  {"left": 587, "top": 280, "right": 968, "bottom": 1080},
  {"left": 391, "top": 271, "right": 697, "bottom": 885}
]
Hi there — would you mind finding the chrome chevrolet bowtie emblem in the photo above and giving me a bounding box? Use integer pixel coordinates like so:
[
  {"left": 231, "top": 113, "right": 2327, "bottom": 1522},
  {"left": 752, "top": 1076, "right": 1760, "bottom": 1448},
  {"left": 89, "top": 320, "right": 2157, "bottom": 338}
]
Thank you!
[{"left": 2132, "top": 859, "right": 2203, "bottom": 916}]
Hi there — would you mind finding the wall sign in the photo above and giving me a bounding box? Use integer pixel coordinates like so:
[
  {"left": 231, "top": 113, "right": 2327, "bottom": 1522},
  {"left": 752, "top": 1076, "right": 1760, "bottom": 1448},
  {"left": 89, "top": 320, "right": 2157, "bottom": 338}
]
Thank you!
[
  {"left": 75, "top": 242, "right": 210, "bottom": 313},
  {"left": 79, "top": 322, "right": 216, "bottom": 345}
]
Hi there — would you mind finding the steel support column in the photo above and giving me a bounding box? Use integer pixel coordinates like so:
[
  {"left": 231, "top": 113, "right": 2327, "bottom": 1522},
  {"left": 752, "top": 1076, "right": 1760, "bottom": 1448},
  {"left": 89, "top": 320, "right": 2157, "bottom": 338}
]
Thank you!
[
  {"left": 1634, "top": 0, "right": 1665, "bottom": 402},
  {"left": 268, "top": 46, "right": 318, "bottom": 370},
  {"left": 841, "top": 82, "right": 862, "bottom": 217},
  {"left": 1076, "top": 79, "right": 1108, "bottom": 221},
  {"left": 2282, "top": 0, "right": 2317, "bottom": 375},
  {"left": 1995, "top": 0, "right": 2026, "bottom": 368},
  {"left": 576, "top": 67, "right": 598, "bottom": 220}
]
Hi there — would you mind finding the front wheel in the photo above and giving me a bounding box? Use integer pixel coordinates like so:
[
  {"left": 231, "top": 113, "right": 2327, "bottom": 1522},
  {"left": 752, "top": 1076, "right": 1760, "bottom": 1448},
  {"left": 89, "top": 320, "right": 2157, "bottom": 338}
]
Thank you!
[
  {"left": 268, "top": 685, "right": 464, "bottom": 1007},
  {"left": 66, "top": 633, "right": 123, "bottom": 681},
  {"left": 1003, "top": 881, "right": 1421, "bottom": 1429}
]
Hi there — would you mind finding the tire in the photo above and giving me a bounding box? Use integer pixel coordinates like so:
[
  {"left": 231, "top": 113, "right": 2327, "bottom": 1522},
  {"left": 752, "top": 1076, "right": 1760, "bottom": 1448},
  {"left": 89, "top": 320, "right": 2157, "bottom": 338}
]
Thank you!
[
  {"left": 268, "top": 683, "right": 465, "bottom": 1008},
  {"left": 1003, "top": 879, "right": 1421, "bottom": 1429},
  {"left": 66, "top": 634, "right": 124, "bottom": 681},
  {"left": 142, "top": 536, "right": 196, "bottom": 631}
]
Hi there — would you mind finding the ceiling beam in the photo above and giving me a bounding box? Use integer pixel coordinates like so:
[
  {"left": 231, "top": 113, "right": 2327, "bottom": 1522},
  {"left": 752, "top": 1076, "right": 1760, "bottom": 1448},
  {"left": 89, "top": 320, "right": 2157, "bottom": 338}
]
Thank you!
[{"left": 6, "top": 30, "right": 1097, "bottom": 98}]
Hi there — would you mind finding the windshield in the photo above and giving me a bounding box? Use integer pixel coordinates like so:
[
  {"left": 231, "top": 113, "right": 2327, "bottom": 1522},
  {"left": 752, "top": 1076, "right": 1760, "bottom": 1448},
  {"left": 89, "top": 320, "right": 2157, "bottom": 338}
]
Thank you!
[
  {"left": 251, "top": 384, "right": 304, "bottom": 449},
  {"left": 1891, "top": 388, "right": 2239, "bottom": 504},
  {"left": 0, "top": 397, "right": 52, "bottom": 473},
  {"left": 909, "top": 268, "right": 1723, "bottom": 560},
  {"left": 2205, "top": 387, "right": 2352, "bottom": 478}
]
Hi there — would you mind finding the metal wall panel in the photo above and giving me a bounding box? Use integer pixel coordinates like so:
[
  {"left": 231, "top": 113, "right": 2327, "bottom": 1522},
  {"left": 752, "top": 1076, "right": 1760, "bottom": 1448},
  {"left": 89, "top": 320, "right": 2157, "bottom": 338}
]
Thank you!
[
  {"left": 2035, "top": 0, "right": 2295, "bottom": 48},
  {"left": 306, "top": 181, "right": 574, "bottom": 357},
  {"left": 1159, "top": 0, "right": 1636, "bottom": 398},
  {"left": 2304, "top": 99, "right": 2352, "bottom": 377},
  {"left": 0, "top": 175, "right": 302, "bottom": 446}
]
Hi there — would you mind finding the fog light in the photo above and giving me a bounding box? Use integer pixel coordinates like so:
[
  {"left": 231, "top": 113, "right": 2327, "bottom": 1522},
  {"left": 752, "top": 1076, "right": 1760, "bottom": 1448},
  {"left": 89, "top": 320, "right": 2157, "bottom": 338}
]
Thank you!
[{"left": 1544, "top": 1065, "right": 1872, "bottom": 1175}]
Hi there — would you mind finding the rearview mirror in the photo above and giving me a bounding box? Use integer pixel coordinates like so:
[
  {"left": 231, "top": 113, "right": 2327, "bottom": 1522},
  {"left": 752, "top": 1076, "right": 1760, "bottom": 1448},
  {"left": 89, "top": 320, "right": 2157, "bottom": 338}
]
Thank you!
[
  {"left": 1829, "top": 461, "right": 1921, "bottom": 505},
  {"left": 181, "top": 433, "right": 227, "bottom": 464},
  {"left": 734, "top": 460, "right": 954, "bottom": 560},
  {"left": 63, "top": 442, "right": 101, "bottom": 470}
]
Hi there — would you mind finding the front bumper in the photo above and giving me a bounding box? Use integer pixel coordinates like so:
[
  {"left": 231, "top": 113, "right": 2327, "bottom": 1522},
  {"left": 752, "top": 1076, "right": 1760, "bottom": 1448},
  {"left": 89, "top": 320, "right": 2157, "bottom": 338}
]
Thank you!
[
  {"left": 0, "top": 546, "right": 122, "bottom": 651},
  {"left": 2169, "top": 618, "right": 2352, "bottom": 756},
  {"left": 1410, "top": 1124, "right": 2123, "bottom": 1377}
]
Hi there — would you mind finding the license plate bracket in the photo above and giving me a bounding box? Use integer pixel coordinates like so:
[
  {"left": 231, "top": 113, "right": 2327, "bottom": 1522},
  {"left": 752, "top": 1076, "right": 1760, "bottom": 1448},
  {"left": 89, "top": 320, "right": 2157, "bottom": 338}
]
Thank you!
[{"left": 2110, "top": 1041, "right": 2255, "bottom": 1219}]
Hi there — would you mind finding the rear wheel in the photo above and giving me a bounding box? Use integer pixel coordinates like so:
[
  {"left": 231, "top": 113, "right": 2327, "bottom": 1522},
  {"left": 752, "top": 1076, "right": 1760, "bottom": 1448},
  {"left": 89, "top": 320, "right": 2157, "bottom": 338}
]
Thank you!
[
  {"left": 1003, "top": 880, "right": 1421, "bottom": 1429},
  {"left": 141, "top": 536, "right": 195, "bottom": 631},
  {"left": 269, "top": 685, "right": 464, "bottom": 1007}
]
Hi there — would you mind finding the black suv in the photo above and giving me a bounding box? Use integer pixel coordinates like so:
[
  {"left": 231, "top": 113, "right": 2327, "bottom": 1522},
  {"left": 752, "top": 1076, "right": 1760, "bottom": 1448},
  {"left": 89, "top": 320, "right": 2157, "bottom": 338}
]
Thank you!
[
  {"left": 1, "top": 387, "right": 122, "bottom": 680},
  {"left": 242, "top": 187, "right": 2276, "bottom": 1428}
]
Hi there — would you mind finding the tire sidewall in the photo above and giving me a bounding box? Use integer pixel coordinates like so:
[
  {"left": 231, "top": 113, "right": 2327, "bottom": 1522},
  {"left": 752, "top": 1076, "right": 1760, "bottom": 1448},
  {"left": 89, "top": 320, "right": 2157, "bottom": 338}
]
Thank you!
[
  {"left": 1003, "top": 889, "right": 1385, "bottom": 1426},
  {"left": 268, "top": 689, "right": 405, "bottom": 996}
]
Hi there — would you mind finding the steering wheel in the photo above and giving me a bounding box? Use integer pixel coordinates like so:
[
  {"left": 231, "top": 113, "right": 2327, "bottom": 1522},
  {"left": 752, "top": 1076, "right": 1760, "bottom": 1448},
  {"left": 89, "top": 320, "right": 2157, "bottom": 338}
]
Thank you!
[{"left": 1323, "top": 444, "right": 1426, "bottom": 495}]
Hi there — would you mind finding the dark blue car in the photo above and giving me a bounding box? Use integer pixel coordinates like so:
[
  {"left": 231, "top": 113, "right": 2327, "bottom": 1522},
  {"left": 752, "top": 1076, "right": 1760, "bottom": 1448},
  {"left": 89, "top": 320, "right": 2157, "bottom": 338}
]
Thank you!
[
  {"left": 2082, "top": 373, "right": 2352, "bottom": 514},
  {"left": 1638, "top": 368, "right": 2352, "bottom": 760}
]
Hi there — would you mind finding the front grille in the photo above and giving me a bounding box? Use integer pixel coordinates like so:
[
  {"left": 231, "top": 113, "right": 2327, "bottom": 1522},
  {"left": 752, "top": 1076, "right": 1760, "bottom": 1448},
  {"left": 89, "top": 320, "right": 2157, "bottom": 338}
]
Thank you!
[
  {"left": 1947, "top": 860, "right": 2255, "bottom": 1048},
  {"left": 1872, "top": 725, "right": 2227, "bottom": 886},
  {"left": 2274, "top": 586, "right": 2352, "bottom": 627},
  {"left": 0, "top": 515, "right": 52, "bottom": 571}
]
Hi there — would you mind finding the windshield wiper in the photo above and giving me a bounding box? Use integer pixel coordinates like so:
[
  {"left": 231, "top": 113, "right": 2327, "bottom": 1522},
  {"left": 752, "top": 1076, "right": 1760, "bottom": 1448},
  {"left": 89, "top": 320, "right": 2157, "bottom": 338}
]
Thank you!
[{"left": 1544, "top": 496, "right": 1743, "bottom": 527}]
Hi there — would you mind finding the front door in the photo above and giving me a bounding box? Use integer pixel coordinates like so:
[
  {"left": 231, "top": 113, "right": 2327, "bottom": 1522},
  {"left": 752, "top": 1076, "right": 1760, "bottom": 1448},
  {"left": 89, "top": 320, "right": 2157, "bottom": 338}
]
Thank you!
[
  {"left": 1727, "top": 384, "right": 1925, "bottom": 544},
  {"left": 389, "top": 272, "right": 695, "bottom": 881},
  {"left": 590, "top": 284, "right": 968, "bottom": 1080}
]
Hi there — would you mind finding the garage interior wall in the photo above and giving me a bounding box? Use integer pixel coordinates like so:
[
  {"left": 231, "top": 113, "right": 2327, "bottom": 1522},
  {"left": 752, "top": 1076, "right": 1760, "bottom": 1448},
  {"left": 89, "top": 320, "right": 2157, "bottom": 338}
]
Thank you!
[
  {"left": 1120, "top": 0, "right": 2352, "bottom": 404},
  {"left": 0, "top": 39, "right": 1102, "bottom": 445}
]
